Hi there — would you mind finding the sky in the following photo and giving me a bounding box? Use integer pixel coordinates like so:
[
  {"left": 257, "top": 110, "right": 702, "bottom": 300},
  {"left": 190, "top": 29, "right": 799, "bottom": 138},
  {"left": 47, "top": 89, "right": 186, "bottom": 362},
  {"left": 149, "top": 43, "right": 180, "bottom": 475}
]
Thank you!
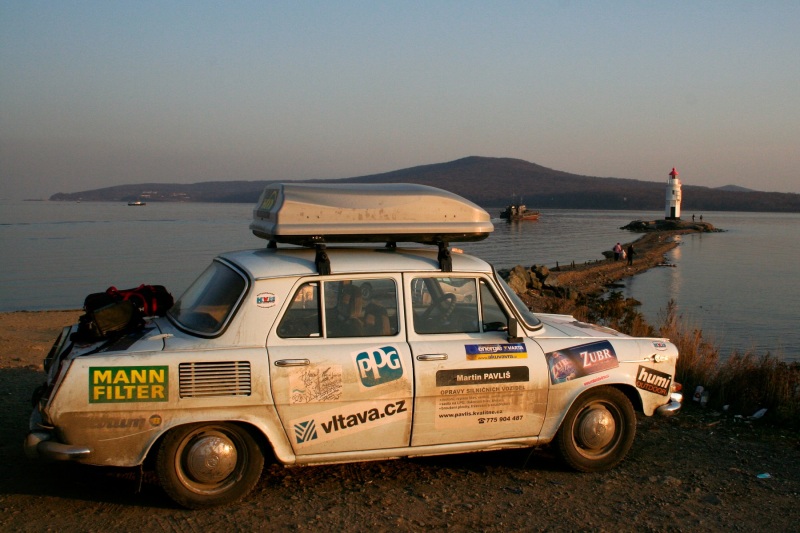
[{"left": 2, "top": 1, "right": 799, "bottom": 200}]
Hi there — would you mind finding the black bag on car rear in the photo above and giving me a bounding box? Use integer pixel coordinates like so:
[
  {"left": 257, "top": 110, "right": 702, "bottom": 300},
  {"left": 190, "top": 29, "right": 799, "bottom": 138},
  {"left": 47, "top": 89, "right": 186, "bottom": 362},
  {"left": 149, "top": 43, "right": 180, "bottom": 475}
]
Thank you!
[{"left": 70, "top": 283, "right": 172, "bottom": 343}]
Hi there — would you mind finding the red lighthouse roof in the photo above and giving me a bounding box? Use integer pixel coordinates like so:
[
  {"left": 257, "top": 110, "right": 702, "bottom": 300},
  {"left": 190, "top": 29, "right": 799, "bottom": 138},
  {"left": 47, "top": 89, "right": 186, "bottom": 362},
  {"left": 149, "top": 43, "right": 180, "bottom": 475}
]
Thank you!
[{"left": 669, "top": 167, "right": 679, "bottom": 178}]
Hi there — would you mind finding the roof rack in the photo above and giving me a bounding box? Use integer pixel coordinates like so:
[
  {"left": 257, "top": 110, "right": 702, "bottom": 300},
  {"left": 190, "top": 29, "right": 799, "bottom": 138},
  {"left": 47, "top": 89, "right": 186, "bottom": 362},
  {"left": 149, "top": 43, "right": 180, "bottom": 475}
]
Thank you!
[{"left": 250, "top": 183, "right": 492, "bottom": 274}]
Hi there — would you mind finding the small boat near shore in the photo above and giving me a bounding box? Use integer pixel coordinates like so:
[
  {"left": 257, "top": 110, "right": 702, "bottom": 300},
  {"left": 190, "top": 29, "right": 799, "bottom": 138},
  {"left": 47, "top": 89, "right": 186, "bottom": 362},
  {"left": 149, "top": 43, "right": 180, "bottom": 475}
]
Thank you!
[
  {"left": 127, "top": 200, "right": 146, "bottom": 206},
  {"left": 500, "top": 203, "right": 539, "bottom": 221}
]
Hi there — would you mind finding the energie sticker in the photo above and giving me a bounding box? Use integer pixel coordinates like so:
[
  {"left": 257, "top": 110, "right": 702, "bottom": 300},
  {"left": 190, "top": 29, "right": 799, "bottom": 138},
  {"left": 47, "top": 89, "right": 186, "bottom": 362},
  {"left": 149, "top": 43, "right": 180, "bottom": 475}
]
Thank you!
[{"left": 465, "top": 343, "right": 527, "bottom": 360}]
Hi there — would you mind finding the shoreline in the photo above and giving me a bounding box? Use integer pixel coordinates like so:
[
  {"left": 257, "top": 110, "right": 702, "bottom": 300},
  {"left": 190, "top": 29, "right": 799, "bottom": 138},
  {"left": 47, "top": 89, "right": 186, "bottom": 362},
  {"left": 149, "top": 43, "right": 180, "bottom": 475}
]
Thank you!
[{"left": 0, "top": 226, "right": 709, "bottom": 369}]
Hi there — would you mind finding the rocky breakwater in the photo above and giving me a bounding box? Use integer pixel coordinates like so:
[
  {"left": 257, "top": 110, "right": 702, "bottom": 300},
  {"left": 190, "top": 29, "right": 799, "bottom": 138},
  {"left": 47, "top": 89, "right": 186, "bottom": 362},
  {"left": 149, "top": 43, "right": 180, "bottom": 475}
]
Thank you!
[
  {"left": 619, "top": 218, "right": 717, "bottom": 233},
  {"left": 501, "top": 218, "right": 720, "bottom": 307},
  {"left": 499, "top": 264, "right": 580, "bottom": 306}
]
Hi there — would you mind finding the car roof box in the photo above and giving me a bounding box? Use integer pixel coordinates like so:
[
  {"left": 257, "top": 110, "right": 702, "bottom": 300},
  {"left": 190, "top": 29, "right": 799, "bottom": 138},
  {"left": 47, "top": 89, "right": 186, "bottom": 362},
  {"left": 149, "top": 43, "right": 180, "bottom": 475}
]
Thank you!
[{"left": 250, "top": 182, "right": 493, "bottom": 246}]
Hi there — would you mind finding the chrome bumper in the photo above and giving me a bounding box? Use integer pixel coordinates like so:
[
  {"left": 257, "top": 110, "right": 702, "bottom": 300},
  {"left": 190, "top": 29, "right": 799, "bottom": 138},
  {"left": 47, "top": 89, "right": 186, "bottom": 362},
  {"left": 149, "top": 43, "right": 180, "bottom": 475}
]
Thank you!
[
  {"left": 655, "top": 392, "right": 683, "bottom": 417},
  {"left": 25, "top": 430, "right": 91, "bottom": 461},
  {"left": 25, "top": 409, "right": 91, "bottom": 461}
]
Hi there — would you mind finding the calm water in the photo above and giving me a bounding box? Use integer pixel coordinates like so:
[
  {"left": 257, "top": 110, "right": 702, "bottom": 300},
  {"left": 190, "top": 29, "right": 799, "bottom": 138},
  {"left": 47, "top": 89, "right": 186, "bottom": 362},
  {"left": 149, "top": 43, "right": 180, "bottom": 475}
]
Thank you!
[
  {"left": 1, "top": 200, "right": 797, "bottom": 360},
  {"left": 620, "top": 212, "right": 800, "bottom": 361}
]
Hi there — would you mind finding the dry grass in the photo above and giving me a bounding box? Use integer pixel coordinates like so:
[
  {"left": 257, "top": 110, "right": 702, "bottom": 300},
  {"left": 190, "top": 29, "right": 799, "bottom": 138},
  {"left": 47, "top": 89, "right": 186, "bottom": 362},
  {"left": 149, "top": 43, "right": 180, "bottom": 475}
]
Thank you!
[
  {"left": 529, "top": 293, "right": 800, "bottom": 425},
  {"left": 656, "top": 300, "right": 799, "bottom": 424}
]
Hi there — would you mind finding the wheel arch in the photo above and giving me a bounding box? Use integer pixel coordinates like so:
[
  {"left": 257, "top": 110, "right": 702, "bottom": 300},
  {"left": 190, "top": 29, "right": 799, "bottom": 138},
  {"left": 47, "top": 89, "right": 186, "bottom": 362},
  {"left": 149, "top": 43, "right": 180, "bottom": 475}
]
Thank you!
[
  {"left": 143, "top": 419, "right": 278, "bottom": 470},
  {"left": 608, "top": 383, "right": 643, "bottom": 413}
]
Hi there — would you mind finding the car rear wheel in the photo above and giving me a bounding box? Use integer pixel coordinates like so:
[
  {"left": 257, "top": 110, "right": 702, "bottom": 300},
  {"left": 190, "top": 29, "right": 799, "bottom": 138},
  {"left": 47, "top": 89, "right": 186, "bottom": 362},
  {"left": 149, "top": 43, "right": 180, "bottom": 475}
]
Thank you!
[
  {"left": 555, "top": 386, "right": 636, "bottom": 472},
  {"left": 156, "top": 423, "right": 264, "bottom": 509}
]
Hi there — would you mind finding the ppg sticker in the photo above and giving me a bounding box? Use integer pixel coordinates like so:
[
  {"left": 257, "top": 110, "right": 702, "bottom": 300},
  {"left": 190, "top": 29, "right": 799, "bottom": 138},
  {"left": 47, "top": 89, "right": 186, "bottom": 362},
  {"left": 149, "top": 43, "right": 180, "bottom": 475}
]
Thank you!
[{"left": 355, "top": 346, "right": 403, "bottom": 388}]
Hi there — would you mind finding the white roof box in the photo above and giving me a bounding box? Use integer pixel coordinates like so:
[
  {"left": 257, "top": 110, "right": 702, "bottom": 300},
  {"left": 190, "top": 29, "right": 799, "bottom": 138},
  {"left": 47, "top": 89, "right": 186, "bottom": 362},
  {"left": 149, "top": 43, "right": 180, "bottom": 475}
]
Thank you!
[{"left": 250, "top": 182, "right": 493, "bottom": 246}]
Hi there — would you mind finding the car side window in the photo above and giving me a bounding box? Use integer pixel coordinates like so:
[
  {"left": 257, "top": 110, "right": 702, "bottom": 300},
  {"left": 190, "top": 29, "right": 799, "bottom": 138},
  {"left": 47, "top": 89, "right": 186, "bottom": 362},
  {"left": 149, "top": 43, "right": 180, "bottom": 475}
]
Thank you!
[
  {"left": 412, "top": 277, "right": 480, "bottom": 334},
  {"left": 277, "top": 282, "right": 321, "bottom": 338},
  {"left": 480, "top": 280, "right": 509, "bottom": 332},
  {"left": 325, "top": 279, "right": 399, "bottom": 338}
]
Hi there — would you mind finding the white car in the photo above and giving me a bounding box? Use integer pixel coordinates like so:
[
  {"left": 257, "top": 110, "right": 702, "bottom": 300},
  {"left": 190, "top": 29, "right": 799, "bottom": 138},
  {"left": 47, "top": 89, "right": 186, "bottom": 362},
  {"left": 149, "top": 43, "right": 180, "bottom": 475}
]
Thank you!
[{"left": 26, "top": 183, "right": 682, "bottom": 509}]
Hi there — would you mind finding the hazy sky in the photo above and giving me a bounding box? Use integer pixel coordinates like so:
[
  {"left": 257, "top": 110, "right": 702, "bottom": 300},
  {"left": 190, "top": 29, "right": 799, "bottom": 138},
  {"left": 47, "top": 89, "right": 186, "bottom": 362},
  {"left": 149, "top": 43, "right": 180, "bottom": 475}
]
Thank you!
[{"left": 2, "top": 1, "right": 799, "bottom": 200}]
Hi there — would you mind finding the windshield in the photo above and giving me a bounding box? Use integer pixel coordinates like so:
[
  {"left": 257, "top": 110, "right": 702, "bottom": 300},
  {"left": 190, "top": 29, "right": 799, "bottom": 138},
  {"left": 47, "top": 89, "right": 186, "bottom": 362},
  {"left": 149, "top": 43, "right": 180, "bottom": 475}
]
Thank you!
[
  {"left": 496, "top": 276, "right": 541, "bottom": 329},
  {"left": 168, "top": 261, "right": 247, "bottom": 336}
]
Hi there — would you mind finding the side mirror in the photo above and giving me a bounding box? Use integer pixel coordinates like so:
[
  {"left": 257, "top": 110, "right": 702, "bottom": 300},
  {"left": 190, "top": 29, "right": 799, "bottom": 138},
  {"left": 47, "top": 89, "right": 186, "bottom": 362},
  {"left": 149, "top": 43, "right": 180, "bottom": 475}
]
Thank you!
[{"left": 507, "top": 317, "right": 522, "bottom": 342}]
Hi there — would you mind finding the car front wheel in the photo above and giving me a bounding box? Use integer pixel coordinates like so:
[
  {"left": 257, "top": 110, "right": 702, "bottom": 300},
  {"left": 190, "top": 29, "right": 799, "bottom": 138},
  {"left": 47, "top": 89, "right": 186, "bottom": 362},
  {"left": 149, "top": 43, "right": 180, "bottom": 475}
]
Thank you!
[
  {"left": 555, "top": 386, "right": 636, "bottom": 472},
  {"left": 156, "top": 423, "right": 264, "bottom": 509}
]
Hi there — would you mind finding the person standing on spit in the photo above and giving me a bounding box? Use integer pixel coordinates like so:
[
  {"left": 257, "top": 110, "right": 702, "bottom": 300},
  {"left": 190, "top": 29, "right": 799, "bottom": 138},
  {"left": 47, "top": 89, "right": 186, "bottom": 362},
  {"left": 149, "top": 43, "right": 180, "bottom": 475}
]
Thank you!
[
  {"left": 613, "top": 242, "right": 622, "bottom": 261},
  {"left": 626, "top": 244, "right": 635, "bottom": 266}
]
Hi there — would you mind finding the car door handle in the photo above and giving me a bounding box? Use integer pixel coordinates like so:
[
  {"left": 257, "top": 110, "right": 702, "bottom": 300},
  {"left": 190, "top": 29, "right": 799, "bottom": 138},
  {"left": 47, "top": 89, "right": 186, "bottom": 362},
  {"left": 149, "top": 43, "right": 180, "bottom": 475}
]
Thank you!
[
  {"left": 416, "top": 353, "right": 448, "bottom": 361},
  {"left": 274, "top": 359, "right": 310, "bottom": 367}
]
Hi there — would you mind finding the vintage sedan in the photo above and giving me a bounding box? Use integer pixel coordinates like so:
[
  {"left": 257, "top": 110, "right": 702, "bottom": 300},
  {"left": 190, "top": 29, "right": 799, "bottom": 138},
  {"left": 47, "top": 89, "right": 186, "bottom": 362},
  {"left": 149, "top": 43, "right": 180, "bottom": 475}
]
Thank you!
[{"left": 26, "top": 183, "right": 681, "bottom": 508}]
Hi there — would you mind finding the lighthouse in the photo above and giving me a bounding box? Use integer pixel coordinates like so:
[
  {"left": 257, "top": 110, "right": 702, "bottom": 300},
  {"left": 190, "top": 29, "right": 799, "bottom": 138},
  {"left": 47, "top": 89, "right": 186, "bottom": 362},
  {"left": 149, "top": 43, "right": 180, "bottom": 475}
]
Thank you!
[{"left": 665, "top": 167, "right": 682, "bottom": 220}]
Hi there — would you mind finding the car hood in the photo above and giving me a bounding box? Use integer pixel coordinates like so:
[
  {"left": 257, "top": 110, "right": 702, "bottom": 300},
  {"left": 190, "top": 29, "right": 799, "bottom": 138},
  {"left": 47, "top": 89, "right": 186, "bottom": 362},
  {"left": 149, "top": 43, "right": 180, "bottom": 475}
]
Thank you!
[{"left": 534, "top": 313, "right": 630, "bottom": 339}]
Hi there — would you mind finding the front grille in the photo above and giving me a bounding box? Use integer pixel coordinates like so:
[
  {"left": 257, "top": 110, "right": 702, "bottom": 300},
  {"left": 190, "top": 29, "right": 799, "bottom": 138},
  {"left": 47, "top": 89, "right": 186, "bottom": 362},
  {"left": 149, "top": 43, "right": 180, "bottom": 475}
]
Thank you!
[{"left": 179, "top": 361, "right": 252, "bottom": 398}]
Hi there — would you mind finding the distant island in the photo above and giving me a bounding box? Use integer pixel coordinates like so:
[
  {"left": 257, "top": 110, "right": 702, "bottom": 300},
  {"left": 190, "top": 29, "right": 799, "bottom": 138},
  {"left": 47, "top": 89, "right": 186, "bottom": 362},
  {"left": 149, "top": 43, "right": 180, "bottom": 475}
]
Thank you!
[{"left": 48, "top": 156, "right": 800, "bottom": 212}]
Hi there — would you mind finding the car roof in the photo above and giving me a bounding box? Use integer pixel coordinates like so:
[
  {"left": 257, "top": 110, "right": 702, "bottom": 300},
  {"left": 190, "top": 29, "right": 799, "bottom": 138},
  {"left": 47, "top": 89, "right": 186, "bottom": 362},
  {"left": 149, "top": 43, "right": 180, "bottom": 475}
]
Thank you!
[{"left": 219, "top": 246, "right": 494, "bottom": 280}]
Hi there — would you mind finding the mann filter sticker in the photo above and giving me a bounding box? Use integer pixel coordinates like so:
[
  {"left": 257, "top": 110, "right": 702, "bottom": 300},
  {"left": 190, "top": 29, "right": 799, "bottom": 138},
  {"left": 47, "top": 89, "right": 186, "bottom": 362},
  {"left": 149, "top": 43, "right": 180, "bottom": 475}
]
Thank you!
[
  {"left": 355, "top": 346, "right": 403, "bottom": 388},
  {"left": 636, "top": 366, "right": 672, "bottom": 396},
  {"left": 436, "top": 366, "right": 529, "bottom": 387},
  {"left": 546, "top": 340, "right": 619, "bottom": 385},
  {"left": 256, "top": 292, "right": 276, "bottom": 308},
  {"left": 290, "top": 399, "right": 409, "bottom": 447},
  {"left": 465, "top": 343, "right": 527, "bottom": 360},
  {"left": 290, "top": 365, "right": 343, "bottom": 404},
  {"left": 89, "top": 366, "right": 168, "bottom": 403}
]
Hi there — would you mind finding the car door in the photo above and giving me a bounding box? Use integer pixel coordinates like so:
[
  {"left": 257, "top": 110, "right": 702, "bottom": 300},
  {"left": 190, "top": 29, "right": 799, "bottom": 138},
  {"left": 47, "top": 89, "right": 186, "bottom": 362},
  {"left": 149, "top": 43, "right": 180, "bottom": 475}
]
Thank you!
[
  {"left": 405, "top": 274, "right": 548, "bottom": 447},
  {"left": 267, "top": 276, "right": 413, "bottom": 456}
]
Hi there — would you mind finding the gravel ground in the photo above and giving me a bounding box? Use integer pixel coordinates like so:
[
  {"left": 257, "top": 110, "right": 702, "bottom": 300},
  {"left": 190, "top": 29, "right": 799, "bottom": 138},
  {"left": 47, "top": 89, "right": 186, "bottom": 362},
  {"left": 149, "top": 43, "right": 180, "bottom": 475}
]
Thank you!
[{"left": 2, "top": 310, "right": 799, "bottom": 531}]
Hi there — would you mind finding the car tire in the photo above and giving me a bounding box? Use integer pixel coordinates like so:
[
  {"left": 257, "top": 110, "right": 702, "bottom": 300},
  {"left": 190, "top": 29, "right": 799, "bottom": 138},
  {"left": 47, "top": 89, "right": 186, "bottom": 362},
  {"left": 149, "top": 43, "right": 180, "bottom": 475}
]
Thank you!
[
  {"left": 555, "top": 386, "right": 636, "bottom": 472},
  {"left": 156, "top": 423, "right": 264, "bottom": 509}
]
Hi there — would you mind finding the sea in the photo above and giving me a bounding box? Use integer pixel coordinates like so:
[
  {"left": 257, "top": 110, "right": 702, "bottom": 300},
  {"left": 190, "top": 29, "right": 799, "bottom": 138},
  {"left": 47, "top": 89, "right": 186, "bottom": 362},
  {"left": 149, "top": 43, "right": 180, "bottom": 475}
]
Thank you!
[{"left": 1, "top": 200, "right": 797, "bottom": 361}]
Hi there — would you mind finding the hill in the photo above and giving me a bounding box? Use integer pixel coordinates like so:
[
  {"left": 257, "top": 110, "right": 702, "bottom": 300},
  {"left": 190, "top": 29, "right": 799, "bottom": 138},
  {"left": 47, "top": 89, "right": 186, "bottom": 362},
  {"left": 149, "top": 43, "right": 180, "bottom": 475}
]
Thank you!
[{"left": 49, "top": 156, "right": 800, "bottom": 212}]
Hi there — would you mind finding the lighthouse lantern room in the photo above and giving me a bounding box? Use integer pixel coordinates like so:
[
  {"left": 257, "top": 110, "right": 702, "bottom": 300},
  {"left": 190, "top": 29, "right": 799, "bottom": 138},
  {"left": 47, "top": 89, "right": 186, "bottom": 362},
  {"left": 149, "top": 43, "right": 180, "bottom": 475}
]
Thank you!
[{"left": 665, "top": 167, "right": 682, "bottom": 220}]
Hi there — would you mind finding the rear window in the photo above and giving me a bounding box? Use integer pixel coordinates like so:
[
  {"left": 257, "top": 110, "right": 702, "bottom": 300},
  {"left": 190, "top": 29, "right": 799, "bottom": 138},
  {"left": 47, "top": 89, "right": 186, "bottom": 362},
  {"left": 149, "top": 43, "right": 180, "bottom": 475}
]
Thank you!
[{"left": 168, "top": 261, "right": 247, "bottom": 336}]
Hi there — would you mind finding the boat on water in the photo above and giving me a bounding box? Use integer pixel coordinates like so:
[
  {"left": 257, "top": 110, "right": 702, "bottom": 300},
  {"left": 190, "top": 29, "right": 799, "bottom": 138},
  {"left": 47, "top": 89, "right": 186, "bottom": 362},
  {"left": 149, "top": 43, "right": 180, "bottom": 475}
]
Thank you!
[
  {"left": 500, "top": 203, "right": 539, "bottom": 221},
  {"left": 127, "top": 200, "right": 146, "bottom": 206}
]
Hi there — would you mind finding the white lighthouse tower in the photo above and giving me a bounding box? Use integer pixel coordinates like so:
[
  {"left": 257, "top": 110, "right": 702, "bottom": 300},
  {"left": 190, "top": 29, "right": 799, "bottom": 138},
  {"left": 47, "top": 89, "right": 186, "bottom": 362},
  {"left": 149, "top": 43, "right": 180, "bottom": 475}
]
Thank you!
[{"left": 665, "top": 167, "right": 682, "bottom": 220}]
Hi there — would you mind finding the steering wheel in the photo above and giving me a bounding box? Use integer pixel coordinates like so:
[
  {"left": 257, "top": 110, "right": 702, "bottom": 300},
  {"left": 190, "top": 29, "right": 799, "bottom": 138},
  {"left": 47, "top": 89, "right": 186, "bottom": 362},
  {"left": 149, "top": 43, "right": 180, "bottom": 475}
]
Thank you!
[{"left": 422, "top": 293, "right": 456, "bottom": 321}]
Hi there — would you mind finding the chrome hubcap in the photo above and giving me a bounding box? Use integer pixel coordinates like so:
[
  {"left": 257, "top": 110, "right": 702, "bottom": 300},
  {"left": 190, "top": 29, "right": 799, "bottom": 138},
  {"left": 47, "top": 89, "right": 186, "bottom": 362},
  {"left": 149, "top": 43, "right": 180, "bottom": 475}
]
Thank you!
[
  {"left": 575, "top": 406, "right": 616, "bottom": 450},
  {"left": 184, "top": 434, "right": 238, "bottom": 484}
]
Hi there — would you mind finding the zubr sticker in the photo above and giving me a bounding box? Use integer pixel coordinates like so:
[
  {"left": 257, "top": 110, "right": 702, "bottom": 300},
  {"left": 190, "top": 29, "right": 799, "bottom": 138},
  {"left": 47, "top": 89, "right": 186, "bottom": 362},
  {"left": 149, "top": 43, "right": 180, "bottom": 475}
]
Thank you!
[
  {"left": 465, "top": 343, "right": 527, "bottom": 360},
  {"left": 355, "top": 346, "right": 403, "bottom": 388},
  {"left": 256, "top": 292, "right": 276, "bottom": 308},
  {"left": 546, "top": 341, "right": 619, "bottom": 385},
  {"left": 636, "top": 366, "right": 672, "bottom": 396},
  {"left": 89, "top": 366, "right": 168, "bottom": 403}
]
